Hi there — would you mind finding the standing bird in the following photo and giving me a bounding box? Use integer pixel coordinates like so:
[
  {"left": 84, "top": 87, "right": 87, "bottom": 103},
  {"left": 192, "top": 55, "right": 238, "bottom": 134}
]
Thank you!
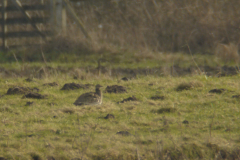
[{"left": 73, "top": 84, "right": 103, "bottom": 106}]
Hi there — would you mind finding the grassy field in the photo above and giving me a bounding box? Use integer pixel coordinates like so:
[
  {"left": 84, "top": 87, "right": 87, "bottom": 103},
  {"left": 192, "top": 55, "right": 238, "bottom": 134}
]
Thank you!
[
  {"left": 1, "top": 0, "right": 240, "bottom": 158},
  {"left": 0, "top": 58, "right": 240, "bottom": 160}
]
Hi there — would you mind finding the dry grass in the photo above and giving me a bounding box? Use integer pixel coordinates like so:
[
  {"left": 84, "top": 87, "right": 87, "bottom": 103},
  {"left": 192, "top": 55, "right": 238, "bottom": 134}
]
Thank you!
[
  {"left": 214, "top": 43, "right": 239, "bottom": 63},
  {"left": 2, "top": 0, "right": 240, "bottom": 58},
  {"left": 68, "top": 0, "right": 240, "bottom": 53}
]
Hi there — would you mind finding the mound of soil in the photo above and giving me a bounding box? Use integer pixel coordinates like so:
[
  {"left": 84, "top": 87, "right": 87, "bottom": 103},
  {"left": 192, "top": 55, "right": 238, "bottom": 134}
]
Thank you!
[
  {"left": 232, "top": 95, "right": 240, "bottom": 98},
  {"left": 105, "top": 85, "right": 127, "bottom": 93},
  {"left": 104, "top": 114, "right": 115, "bottom": 119},
  {"left": 116, "top": 131, "right": 131, "bottom": 136},
  {"left": 22, "top": 92, "right": 46, "bottom": 99},
  {"left": 182, "top": 120, "right": 189, "bottom": 124},
  {"left": 25, "top": 101, "right": 34, "bottom": 106},
  {"left": 209, "top": 88, "right": 226, "bottom": 94},
  {"left": 121, "top": 77, "right": 130, "bottom": 81},
  {"left": 73, "top": 75, "right": 85, "bottom": 80},
  {"left": 43, "top": 82, "right": 58, "bottom": 86},
  {"left": 61, "top": 83, "right": 91, "bottom": 90},
  {"left": 150, "top": 95, "right": 165, "bottom": 100},
  {"left": 117, "top": 96, "right": 137, "bottom": 103},
  {"left": 25, "top": 78, "right": 34, "bottom": 82},
  {"left": 7, "top": 86, "right": 39, "bottom": 95},
  {"left": 176, "top": 84, "right": 192, "bottom": 91},
  {"left": 176, "top": 81, "right": 203, "bottom": 91}
]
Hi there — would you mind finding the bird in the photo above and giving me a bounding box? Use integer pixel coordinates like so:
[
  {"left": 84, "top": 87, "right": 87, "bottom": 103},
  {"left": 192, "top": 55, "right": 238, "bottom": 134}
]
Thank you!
[{"left": 73, "top": 84, "right": 103, "bottom": 106}]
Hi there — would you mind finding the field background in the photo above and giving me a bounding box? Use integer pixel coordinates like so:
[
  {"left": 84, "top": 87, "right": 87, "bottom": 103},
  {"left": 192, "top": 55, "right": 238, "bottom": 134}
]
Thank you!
[
  {"left": 0, "top": 0, "right": 240, "bottom": 160},
  {"left": 1, "top": 0, "right": 240, "bottom": 62}
]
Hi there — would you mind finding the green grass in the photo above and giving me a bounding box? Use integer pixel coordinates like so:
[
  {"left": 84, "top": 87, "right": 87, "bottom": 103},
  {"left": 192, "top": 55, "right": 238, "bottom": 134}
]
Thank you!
[
  {"left": 0, "top": 51, "right": 235, "bottom": 69},
  {"left": 0, "top": 73, "right": 239, "bottom": 159}
]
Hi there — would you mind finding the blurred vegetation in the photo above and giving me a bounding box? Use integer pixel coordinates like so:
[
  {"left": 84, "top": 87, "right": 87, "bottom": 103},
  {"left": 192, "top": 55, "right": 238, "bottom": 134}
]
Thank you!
[
  {"left": 68, "top": 0, "right": 240, "bottom": 53},
  {"left": 1, "top": 0, "right": 240, "bottom": 63}
]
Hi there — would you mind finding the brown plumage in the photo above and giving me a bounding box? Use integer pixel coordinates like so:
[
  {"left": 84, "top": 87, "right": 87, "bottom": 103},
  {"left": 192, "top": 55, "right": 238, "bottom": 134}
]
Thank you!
[{"left": 73, "top": 84, "right": 103, "bottom": 106}]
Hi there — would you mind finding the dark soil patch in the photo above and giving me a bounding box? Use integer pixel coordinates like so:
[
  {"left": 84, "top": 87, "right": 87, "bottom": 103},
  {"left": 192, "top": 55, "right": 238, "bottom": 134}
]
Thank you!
[
  {"left": 121, "top": 77, "right": 130, "bottom": 81},
  {"left": 176, "top": 83, "right": 192, "bottom": 91},
  {"left": 0, "top": 157, "right": 7, "bottom": 160},
  {"left": 150, "top": 95, "right": 165, "bottom": 100},
  {"left": 27, "top": 134, "right": 35, "bottom": 137},
  {"left": 104, "top": 114, "right": 115, "bottom": 119},
  {"left": 62, "top": 108, "right": 75, "bottom": 114},
  {"left": 105, "top": 85, "right": 127, "bottom": 93},
  {"left": 25, "top": 78, "right": 34, "bottom": 82},
  {"left": 116, "top": 131, "right": 131, "bottom": 136},
  {"left": 30, "top": 152, "right": 42, "bottom": 160},
  {"left": 232, "top": 95, "right": 240, "bottom": 98},
  {"left": 25, "top": 101, "right": 34, "bottom": 106},
  {"left": 73, "top": 75, "right": 85, "bottom": 80},
  {"left": 22, "top": 92, "right": 46, "bottom": 99},
  {"left": 43, "top": 82, "right": 58, "bottom": 86},
  {"left": 176, "top": 81, "right": 203, "bottom": 91},
  {"left": 152, "top": 107, "right": 177, "bottom": 114},
  {"left": 209, "top": 88, "right": 226, "bottom": 94},
  {"left": 182, "top": 120, "right": 189, "bottom": 124},
  {"left": 7, "top": 86, "right": 39, "bottom": 95},
  {"left": 117, "top": 96, "right": 137, "bottom": 103},
  {"left": 61, "top": 83, "right": 91, "bottom": 90},
  {"left": 217, "top": 66, "right": 239, "bottom": 77}
]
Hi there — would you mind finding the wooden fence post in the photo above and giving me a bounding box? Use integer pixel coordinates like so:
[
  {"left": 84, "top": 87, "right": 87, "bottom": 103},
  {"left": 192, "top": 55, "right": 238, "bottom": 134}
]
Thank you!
[
  {"left": 1, "top": 0, "right": 8, "bottom": 50},
  {"left": 55, "top": 0, "right": 66, "bottom": 35}
]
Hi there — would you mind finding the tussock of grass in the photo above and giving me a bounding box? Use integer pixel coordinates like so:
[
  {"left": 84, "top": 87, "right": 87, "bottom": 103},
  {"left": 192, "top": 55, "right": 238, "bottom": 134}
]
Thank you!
[{"left": 214, "top": 43, "right": 239, "bottom": 63}]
